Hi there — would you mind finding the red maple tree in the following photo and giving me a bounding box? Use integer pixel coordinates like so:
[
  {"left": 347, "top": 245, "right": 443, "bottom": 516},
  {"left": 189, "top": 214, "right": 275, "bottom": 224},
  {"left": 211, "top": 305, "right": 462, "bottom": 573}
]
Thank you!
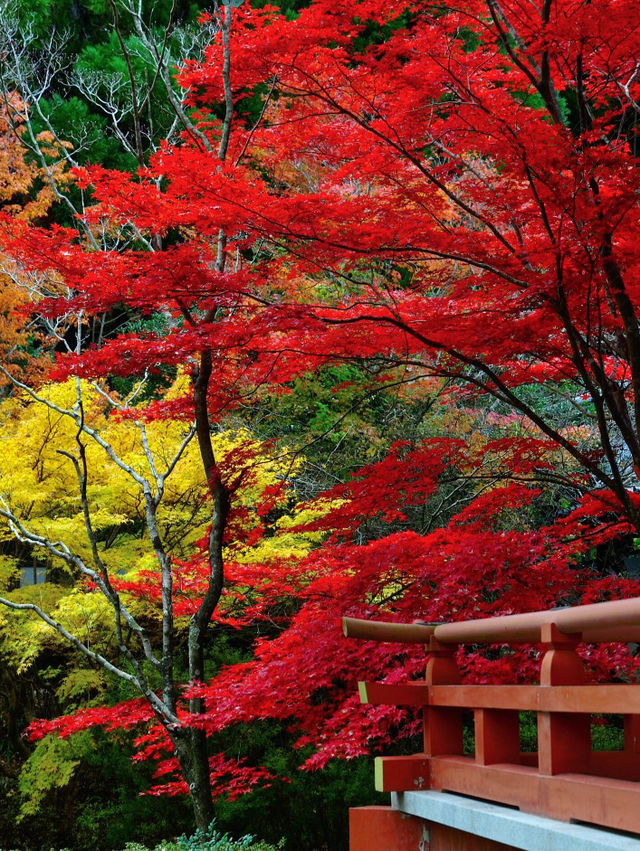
[{"left": 3, "top": 0, "right": 640, "bottom": 825}]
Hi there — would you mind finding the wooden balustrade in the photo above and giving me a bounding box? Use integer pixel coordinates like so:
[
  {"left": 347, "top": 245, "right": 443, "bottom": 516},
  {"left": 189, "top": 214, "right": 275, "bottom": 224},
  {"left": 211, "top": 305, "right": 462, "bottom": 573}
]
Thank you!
[{"left": 345, "top": 597, "right": 640, "bottom": 835}]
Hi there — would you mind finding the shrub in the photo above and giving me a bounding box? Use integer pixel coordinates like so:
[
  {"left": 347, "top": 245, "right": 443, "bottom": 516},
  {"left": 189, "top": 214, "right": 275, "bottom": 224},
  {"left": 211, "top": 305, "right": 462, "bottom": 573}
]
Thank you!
[{"left": 123, "top": 823, "right": 285, "bottom": 851}]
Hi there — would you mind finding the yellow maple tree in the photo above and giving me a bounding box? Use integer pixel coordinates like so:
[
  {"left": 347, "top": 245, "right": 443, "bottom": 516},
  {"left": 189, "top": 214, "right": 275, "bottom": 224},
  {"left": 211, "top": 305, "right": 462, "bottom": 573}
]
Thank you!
[{"left": 0, "top": 374, "right": 322, "bottom": 672}]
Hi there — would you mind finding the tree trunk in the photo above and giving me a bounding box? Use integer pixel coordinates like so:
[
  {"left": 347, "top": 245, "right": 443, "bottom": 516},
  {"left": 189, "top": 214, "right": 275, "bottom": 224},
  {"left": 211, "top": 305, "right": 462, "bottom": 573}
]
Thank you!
[{"left": 172, "top": 729, "right": 215, "bottom": 832}]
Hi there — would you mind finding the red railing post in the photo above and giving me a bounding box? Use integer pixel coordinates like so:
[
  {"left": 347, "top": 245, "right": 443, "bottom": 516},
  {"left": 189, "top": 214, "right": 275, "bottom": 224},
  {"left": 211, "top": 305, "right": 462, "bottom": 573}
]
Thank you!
[
  {"left": 538, "top": 622, "right": 590, "bottom": 775},
  {"left": 624, "top": 714, "right": 640, "bottom": 753},
  {"left": 423, "top": 636, "right": 463, "bottom": 757},
  {"left": 474, "top": 707, "right": 520, "bottom": 766}
]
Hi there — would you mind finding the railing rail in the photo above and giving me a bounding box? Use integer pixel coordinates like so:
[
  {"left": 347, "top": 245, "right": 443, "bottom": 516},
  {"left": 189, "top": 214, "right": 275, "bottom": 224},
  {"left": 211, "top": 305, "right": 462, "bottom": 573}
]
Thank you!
[
  {"left": 346, "top": 596, "right": 640, "bottom": 835},
  {"left": 343, "top": 594, "right": 640, "bottom": 643}
]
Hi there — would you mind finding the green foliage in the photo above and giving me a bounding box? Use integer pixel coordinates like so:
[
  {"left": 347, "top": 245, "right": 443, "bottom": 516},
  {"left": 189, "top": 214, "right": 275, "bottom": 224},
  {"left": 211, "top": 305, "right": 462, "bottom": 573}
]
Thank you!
[
  {"left": 69, "top": 731, "right": 193, "bottom": 851},
  {"left": 10, "top": 0, "right": 73, "bottom": 42},
  {"left": 210, "top": 721, "right": 383, "bottom": 851},
  {"left": 5, "top": 726, "right": 194, "bottom": 850},
  {"left": 123, "top": 822, "right": 285, "bottom": 851},
  {"left": 519, "top": 711, "right": 538, "bottom": 753},
  {"left": 0, "top": 555, "right": 19, "bottom": 591},
  {"left": 251, "top": 363, "right": 400, "bottom": 492},
  {"left": 55, "top": 667, "right": 106, "bottom": 709},
  {"left": 351, "top": 9, "right": 415, "bottom": 54},
  {"left": 74, "top": 32, "right": 154, "bottom": 98},
  {"left": 33, "top": 96, "right": 132, "bottom": 171},
  {"left": 9, "top": 0, "right": 201, "bottom": 51},
  {"left": 0, "top": 583, "right": 70, "bottom": 674},
  {"left": 18, "top": 732, "right": 92, "bottom": 819},
  {"left": 591, "top": 716, "right": 624, "bottom": 752}
]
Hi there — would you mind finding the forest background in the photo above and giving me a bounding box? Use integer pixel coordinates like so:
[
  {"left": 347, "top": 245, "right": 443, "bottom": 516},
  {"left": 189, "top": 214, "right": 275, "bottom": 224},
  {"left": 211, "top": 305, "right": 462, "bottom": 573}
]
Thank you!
[{"left": 1, "top": 0, "right": 640, "bottom": 848}]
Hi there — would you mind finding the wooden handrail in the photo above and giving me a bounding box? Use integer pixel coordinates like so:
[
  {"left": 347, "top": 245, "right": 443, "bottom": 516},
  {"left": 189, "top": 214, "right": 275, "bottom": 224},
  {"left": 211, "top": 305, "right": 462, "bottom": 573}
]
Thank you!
[
  {"left": 342, "top": 617, "right": 437, "bottom": 643},
  {"left": 344, "top": 596, "right": 640, "bottom": 644},
  {"left": 348, "top": 594, "right": 640, "bottom": 836}
]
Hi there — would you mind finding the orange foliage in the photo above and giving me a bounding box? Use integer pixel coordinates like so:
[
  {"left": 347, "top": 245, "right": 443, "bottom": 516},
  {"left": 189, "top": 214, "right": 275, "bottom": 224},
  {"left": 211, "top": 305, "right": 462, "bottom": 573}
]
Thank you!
[{"left": 0, "top": 94, "right": 73, "bottom": 386}]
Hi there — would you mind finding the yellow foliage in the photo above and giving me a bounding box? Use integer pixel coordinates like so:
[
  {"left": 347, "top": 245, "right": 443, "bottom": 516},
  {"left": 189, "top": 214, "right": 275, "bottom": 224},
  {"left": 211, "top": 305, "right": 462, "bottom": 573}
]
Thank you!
[
  {"left": 0, "top": 555, "right": 20, "bottom": 591},
  {"left": 0, "top": 368, "right": 337, "bottom": 679},
  {"left": 53, "top": 589, "right": 116, "bottom": 646},
  {"left": 0, "top": 583, "right": 69, "bottom": 673},
  {"left": 0, "top": 379, "right": 201, "bottom": 546},
  {"left": 238, "top": 502, "right": 338, "bottom": 565},
  {"left": 0, "top": 374, "right": 324, "bottom": 621}
]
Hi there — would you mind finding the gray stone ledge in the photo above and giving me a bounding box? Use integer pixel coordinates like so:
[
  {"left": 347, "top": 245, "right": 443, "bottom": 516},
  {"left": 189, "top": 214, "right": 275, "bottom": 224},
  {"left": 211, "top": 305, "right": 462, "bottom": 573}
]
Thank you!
[{"left": 391, "top": 790, "right": 640, "bottom": 850}]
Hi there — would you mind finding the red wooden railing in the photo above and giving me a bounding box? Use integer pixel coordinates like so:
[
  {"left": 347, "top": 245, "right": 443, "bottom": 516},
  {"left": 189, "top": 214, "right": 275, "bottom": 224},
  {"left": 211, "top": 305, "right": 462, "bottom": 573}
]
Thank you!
[{"left": 344, "top": 597, "right": 640, "bottom": 834}]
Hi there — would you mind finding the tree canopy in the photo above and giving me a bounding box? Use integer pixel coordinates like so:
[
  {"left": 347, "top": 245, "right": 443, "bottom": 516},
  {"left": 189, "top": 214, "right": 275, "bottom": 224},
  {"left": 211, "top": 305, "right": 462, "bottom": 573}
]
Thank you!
[{"left": 1, "top": 0, "right": 640, "bottom": 844}]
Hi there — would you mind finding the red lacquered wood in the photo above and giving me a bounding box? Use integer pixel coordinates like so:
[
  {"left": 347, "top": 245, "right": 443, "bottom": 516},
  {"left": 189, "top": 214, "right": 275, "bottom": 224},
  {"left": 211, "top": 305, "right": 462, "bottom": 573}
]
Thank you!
[
  {"left": 588, "top": 750, "right": 640, "bottom": 781},
  {"left": 474, "top": 709, "right": 520, "bottom": 766},
  {"left": 624, "top": 714, "right": 640, "bottom": 753},
  {"left": 374, "top": 754, "right": 430, "bottom": 793},
  {"left": 539, "top": 623, "right": 585, "bottom": 687},
  {"left": 538, "top": 685, "right": 640, "bottom": 713},
  {"left": 344, "top": 596, "right": 640, "bottom": 646},
  {"left": 349, "top": 806, "right": 425, "bottom": 851},
  {"left": 424, "top": 637, "right": 463, "bottom": 757},
  {"left": 432, "top": 596, "right": 640, "bottom": 644},
  {"left": 349, "top": 805, "right": 513, "bottom": 851},
  {"left": 428, "top": 758, "right": 640, "bottom": 832},
  {"left": 342, "top": 617, "right": 435, "bottom": 643},
  {"left": 538, "top": 624, "right": 590, "bottom": 775},
  {"left": 423, "top": 707, "right": 464, "bottom": 757},
  {"left": 428, "top": 684, "right": 640, "bottom": 713},
  {"left": 540, "top": 772, "right": 640, "bottom": 832},
  {"left": 426, "top": 637, "right": 461, "bottom": 685},
  {"left": 429, "top": 757, "right": 541, "bottom": 813},
  {"left": 538, "top": 710, "right": 590, "bottom": 775},
  {"left": 428, "top": 685, "right": 538, "bottom": 710},
  {"left": 347, "top": 599, "right": 640, "bottom": 839}
]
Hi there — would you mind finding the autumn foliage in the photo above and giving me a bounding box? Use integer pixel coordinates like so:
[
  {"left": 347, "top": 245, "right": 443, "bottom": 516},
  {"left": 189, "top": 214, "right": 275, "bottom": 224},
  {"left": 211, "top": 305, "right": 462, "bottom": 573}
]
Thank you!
[
  {"left": 2, "top": 0, "right": 640, "bottom": 820},
  {"left": 0, "top": 95, "right": 75, "bottom": 386}
]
